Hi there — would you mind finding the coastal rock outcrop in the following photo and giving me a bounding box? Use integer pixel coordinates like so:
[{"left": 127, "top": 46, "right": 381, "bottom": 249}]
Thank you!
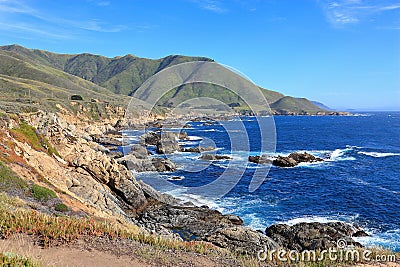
[
  {"left": 248, "top": 155, "right": 272, "bottom": 164},
  {"left": 199, "top": 154, "right": 231, "bottom": 160},
  {"left": 156, "top": 132, "right": 181, "bottom": 154},
  {"left": 182, "top": 146, "right": 215, "bottom": 153},
  {"left": 288, "top": 152, "right": 323, "bottom": 163},
  {"left": 141, "top": 131, "right": 182, "bottom": 154},
  {"left": 206, "top": 226, "right": 279, "bottom": 254},
  {"left": 129, "top": 144, "right": 150, "bottom": 159},
  {"left": 272, "top": 152, "right": 323, "bottom": 167},
  {"left": 140, "top": 131, "right": 160, "bottom": 146},
  {"left": 265, "top": 222, "right": 368, "bottom": 251},
  {"left": 137, "top": 203, "right": 279, "bottom": 254},
  {"left": 66, "top": 147, "right": 147, "bottom": 210},
  {"left": 272, "top": 156, "right": 298, "bottom": 167},
  {"left": 92, "top": 135, "right": 128, "bottom": 146},
  {"left": 118, "top": 155, "right": 177, "bottom": 172}
]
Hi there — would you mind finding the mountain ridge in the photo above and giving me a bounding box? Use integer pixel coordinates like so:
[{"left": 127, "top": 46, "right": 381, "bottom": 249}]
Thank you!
[{"left": 0, "top": 44, "right": 329, "bottom": 115}]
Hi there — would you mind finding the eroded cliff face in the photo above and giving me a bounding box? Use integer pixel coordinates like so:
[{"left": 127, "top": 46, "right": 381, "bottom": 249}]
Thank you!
[{"left": 0, "top": 109, "right": 280, "bottom": 254}]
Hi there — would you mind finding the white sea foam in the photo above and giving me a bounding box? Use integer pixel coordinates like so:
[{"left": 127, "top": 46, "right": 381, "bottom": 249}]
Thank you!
[
  {"left": 179, "top": 141, "right": 199, "bottom": 146},
  {"left": 354, "top": 229, "right": 400, "bottom": 251},
  {"left": 167, "top": 175, "right": 185, "bottom": 181},
  {"left": 328, "top": 148, "right": 356, "bottom": 161},
  {"left": 242, "top": 213, "right": 266, "bottom": 230},
  {"left": 280, "top": 216, "right": 339, "bottom": 226},
  {"left": 199, "top": 129, "right": 223, "bottom": 132},
  {"left": 180, "top": 193, "right": 220, "bottom": 210},
  {"left": 187, "top": 136, "right": 203, "bottom": 141},
  {"left": 277, "top": 214, "right": 358, "bottom": 226},
  {"left": 212, "top": 163, "right": 228, "bottom": 169},
  {"left": 358, "top": 151, "right": 400, "bottom": 158},
  {"left": 296, "top": 161, "right": 326, "bottom": 168}
]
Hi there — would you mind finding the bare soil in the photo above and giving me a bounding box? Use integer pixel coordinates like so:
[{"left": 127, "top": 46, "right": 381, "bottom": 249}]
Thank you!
[{"left": 0, "top": 234, "right": 238, "bottom": 267}]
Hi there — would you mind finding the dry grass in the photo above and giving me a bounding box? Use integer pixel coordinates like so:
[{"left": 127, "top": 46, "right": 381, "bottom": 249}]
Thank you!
[
  {"left": 0, "top": 193, "right": 215, "bottom": 254},
  {"left": 0, "top": 251, "right": 41, "bottom": 267}
]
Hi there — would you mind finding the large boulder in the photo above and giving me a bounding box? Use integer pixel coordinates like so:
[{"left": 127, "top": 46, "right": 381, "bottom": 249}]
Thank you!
[
  {"left": 206, "top": 226, "right": 279, "bottom": 254},
  {"left": 107, "top": 151, "right": 124, "bottom": 159},
  {"left": 265, "top": 222, "right": 368, "bottom": 251},
  {"left": 118, "top": 155, "right": 177, "bottom": 172},
  {"left": 288, "top": 152, "right": 323, "bottom": 163},
  {"left": 140, "top": 131, "right": 160, "bottom": 146},
  {"left": 156, "top": 132, "right": 181, "bottom": 154},
  {"left": 272, "top": 152, "right": 323, "bottom": 167},
  {"left": 129, "top": 144, "right": 150, "bottom": 159},
  {"left": 178, "top": 131, "right": 189, "bottom": 140},
  {"left": 66, "top": 148, "right": 147, "bottom": 210},
  {"left": 92, "top": 135, "right": 128, "bottom": 146},
  {"left": 141, "top": 131, "right": 181, "bottom": 154},
  {"left": 199, "top": 154, "right": 231, "bottom": 160},
  {"left": 151, "top": 158, "right": 177, "bottom": 172},
  {"left": 272, "top": 156, "right": 298, "bottom": 167},
  {"left": 182, "top": 146, "right": 215, "bottom": 153},
  {"left": 137, "top": 203, "right": 278, "bottom": 254},
  {"left": 249, "top": 155, "right": 272, "bottom": 164}
]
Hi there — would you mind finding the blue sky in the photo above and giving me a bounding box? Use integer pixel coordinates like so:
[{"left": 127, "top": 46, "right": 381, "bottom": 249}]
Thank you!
[{"left": 0, "top": 0, "right": 399, "bottom": 110}]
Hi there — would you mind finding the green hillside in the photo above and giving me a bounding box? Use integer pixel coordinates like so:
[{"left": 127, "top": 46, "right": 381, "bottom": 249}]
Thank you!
[
  {"left": 270, "top": 96, "right": 324, "bottom": 114},
  {"left": 0, "top": 44, "right": 326, "bottom": 114}
]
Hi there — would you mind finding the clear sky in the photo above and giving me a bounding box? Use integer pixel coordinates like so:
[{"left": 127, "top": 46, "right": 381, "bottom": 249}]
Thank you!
[{"left": 0, "top": 0, "right": 399, "bottom": 110}]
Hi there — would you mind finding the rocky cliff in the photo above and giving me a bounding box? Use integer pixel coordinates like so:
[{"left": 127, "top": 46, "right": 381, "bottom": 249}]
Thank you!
[{"left": 0, "top": 107, "right": 369, "bottom": 258}]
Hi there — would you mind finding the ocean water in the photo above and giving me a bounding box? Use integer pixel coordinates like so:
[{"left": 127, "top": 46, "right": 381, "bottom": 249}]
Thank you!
[{"left": 131, "top": 112, "right": 400, "bottom": 251}]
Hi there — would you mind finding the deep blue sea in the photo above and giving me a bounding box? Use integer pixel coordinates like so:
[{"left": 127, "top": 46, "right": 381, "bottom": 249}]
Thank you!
[{"left": 124, "top": 112, "right": 400, "bottom": 251}]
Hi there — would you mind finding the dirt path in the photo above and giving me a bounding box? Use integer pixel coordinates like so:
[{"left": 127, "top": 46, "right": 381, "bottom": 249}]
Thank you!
[
  {"left": 0, "top": 235, "right": 141, "bottom": 267},
  {"left": 0, "top": 235, "right": 234, "bottom": 267},
  {"left": 1, "top": 234, "right": 399, "bottom": 267}
]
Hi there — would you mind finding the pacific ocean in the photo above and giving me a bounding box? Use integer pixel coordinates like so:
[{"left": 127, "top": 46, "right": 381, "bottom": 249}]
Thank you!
[{"left": 132, "top": 112, "right": 400, "bottom": 251}]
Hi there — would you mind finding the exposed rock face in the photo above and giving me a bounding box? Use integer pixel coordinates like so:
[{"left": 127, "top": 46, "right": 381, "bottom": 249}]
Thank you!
[
  {"left": 288, "top": 152, "right": 322, "bottom": 163},
  {"left": 66, "top": 147, "right": 147, "bottom": 210},
  {"left": 272, "top": 152, "right": 323, "bottom": 167},
  {"left": 265, "top": 222, "right": 368, "bottom": 251},
  {"left": 179, "top": 131, "right": 189, "bottom": 140},
  {"left": 118, "top": 155, "right": 177, "bottom": 172},
  {"left": 151, "top": 158, "right": 177, "bottom": 172},
  {"left": 199, "top": 154, "right": 231, "bottom": 160},
  {"left": 113, "top": 119, "right": 127, "bottom": 129},
  {"left": 129, "top": 144, "right": 150, "bottom": 159},
  {"left": 182, "top": 146, "right": 215, "bottom": 153},
  {"left": 141, "top": 131, "right": 181, "bottom": 154},
  {"left": 207, "top": 226, "right": 278, "bottom": 254},
  {"left": 107, "top": 151, "right": 124, "bottom": 159},
  {"left": 272, "top": 156, "right": 298, "bottom": 167},
  {"left": 137, "top": 203, "right": 278, "bottom": 254},
  {"left": 156, "top": 132, "right": 181, "bottom": 154},
  {"left": 248, "top": 155, "right": 272, "bottom": 164},
  {"left": 92, "top": 135, "right": 128, "bottom": 146},
  {"left": 140, "top": 131, "right": 160, "bottom": 146}
]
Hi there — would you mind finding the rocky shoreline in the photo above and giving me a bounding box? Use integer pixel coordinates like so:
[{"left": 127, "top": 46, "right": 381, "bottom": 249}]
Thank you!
[{"left": 0, "top": 110, "right": 369, "bottom": 257}]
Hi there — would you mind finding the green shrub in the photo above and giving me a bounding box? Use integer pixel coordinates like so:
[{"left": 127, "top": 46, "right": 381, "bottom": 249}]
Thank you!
[
  {"left": 0, "top": 161, "right": 28, "bottom": 191},
  {"left": 31, "top": 184, "right": 56, "bottom": 201},
  {"left": 10, "top": 122, "right": 43, "bottom": 151},
  {"left": 54, "top": 203, "right": 68, "bottom": 212},
  {"left": 10, "top": 122, "right": 60, "bottom": 157},
  {"left": 0, "top": 252, "right": 40, "bottom": 267}
]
